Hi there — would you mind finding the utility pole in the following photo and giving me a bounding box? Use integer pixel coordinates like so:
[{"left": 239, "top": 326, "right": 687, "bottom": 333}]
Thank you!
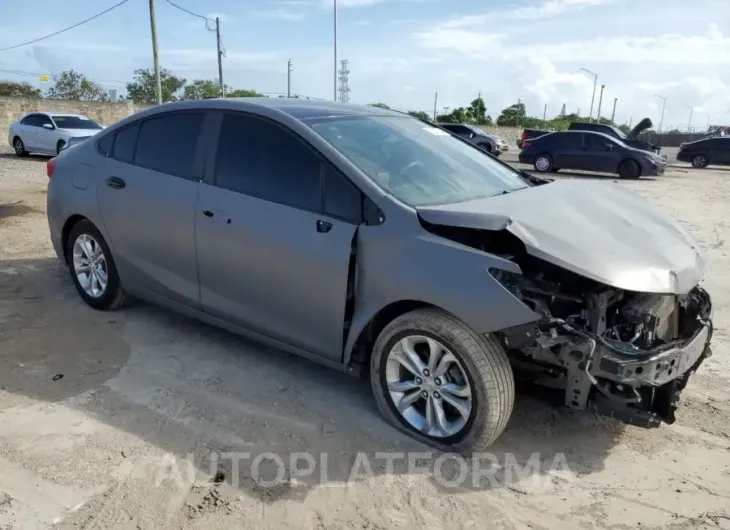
[
  {"left": 542, "top": 103, "right": 547, "bottom": 128},
  {"left": 433, "top": 92, "right": 438, "bottom": 121},
  {"left": 333, "top": 0, "right": 338, "bottom": 101},
  {"left": 687, "top": 106, "right": 694, "bottom": 132},
  {"left": 287, "top": 59, "right": 293, "bottom": 98},
  {"left": 611, "top": 98, "right": 617, "bottom": 123},
  {"left": 216, "top": 17, "right": 224, "bottom": 96},
  {"left": 707, "top": 115, "right": 711, "bottom": 131},
  {"left": 581, "top": 68, "right": 597, "bottom": 123},
  {"left": 596, "top": 84, "right": 605, "bottom": 122},
  {"left": 654, "top": 94, "right": 666, "bottom": 132},
  {"left": 148, "top": 0, "right": 162, "bottom": 105}
]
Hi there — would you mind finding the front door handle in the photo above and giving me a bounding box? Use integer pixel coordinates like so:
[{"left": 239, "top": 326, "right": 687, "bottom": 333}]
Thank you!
[
  {"left": 316, "top": 220, "right": 332, "bottom": 233},
  {"left": 105, "top": 177, "right": 126, "bottom": 189}
]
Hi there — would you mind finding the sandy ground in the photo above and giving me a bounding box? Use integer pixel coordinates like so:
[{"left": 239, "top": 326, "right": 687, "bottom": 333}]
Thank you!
[{"left": 1, "top": 146, "right": 730, "bottom": 530}]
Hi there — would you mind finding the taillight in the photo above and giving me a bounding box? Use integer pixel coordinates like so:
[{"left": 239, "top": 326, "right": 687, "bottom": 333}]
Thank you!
[
  {"left": 522, "top": 141, "right": 531, "bottom": 148},
  {"left": 46, "top": 157, "right": 57, "bottom": 178},
  {"left": 521, "top": 130, "right": 528, "bottom": 140}
]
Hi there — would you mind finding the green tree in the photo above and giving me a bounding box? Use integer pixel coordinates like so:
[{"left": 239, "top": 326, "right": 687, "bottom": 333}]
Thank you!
[
  {"left": 227, "top": 88, "right": 265, "bottom": 97},
  {"left": 496, "top": 102, "right": 527, "bottom": 126},
  {"left": 0, "top": 80, "right": 42, "bottom": 98},
  {"left": 469, "top": 97, "right": 487, "bottom": 124},
  {"left": 183, "top": 79, "right": 229, "bottom": 99},
  {"left": 368, "top": 103, "right": 390, "bottom": 109},
  {"left": 47, "top": 70, "right": 107, "bottom": 101},
  {"left": 407, "top": 110, "right": 431, "bottom": 121},
  {"left": 126, "top": 68, "right": 186, "bottom": 104}
]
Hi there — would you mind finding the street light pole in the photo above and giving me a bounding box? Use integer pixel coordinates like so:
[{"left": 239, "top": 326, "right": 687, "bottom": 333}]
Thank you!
[
  {"left": 287, "top": 59, "right": 293, "bottom": 98},
  {"left": 333, "top": 0, "right": 338, "bottom": 101},
  {"left": 611, "top": 98, "right": 617, "bottom": 123},
  {"left": 216, "top": 17, "right": 224, "bottom": 96},
  {"left": 148, "top": 0, "right": 162, "bottom": 105},
  {"left": 687, "top": 106, "right": 694, "bottom": 132},
  {"left": 580, "top": 68, "right": 597, "bottom": 123},
  {"left": 596, "top": 84, "right": 605, "bottom": 122},
  {"left": 654, "top": 94, "right": 666, "bottom": 132}
]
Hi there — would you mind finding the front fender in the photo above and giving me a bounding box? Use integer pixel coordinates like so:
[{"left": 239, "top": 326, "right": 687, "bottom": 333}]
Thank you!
[{"left": 344, "top": 226, "right": 539, "bottom": 362}]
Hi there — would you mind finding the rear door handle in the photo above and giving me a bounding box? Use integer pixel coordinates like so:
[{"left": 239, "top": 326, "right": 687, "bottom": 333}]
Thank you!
[
  {"left": 105, "top": 177, "right": 126, "bottom": 189},
  {"left": 316, "top": 220, "right": 332, "bottom": 233}
]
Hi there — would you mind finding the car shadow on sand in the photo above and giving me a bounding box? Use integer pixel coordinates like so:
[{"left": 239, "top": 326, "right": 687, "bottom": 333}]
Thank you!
[
  {"left": 0, "top": 152, "right": 52, "bottom": 162},
  {"left": 0, "top": 257, "right": 625, "bottom": 506}
]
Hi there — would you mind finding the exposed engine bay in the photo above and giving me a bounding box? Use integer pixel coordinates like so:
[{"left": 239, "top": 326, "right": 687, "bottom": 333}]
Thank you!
[{"left": 423, "top": 221, "right": 714, "bottom": 427}]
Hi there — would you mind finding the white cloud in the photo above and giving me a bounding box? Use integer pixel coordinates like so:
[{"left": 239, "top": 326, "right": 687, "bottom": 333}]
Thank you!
[
  {"left": 442, "top": 0, "right": 613, "bottom": 27},
  {"left": 251, "top": 8, "right": 306, "bottom": 21}
]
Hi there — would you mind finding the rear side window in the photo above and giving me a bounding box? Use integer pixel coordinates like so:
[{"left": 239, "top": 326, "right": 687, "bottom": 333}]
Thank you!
[
  {"left": 134, "top": 113, "right": 204, "bottom": 179},
  {"left": 214, "top": 113, "right": 322, "bottom": 212},
  {"left": 112, "top": 123, "right": 140, "bottom": 163}
]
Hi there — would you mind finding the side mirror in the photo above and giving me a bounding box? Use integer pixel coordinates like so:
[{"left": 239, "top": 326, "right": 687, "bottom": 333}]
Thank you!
[{"left": 42, "top": 123, "right": 54, "bottom": 130}]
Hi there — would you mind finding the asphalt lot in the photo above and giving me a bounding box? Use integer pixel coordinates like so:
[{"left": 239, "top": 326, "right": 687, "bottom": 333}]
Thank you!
[{"left": 1, "top": 145, "right": 730, "bottom": 529}]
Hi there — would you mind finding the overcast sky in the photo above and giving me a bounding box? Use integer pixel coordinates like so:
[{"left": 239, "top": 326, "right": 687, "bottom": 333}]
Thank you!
[{"left": 1, "top": 0, "right": 728, "bottom": 129}]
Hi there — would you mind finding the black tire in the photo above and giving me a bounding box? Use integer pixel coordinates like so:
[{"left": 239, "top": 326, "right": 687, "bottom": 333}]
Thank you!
[
  {"left": 533, "top": 153, "right": 553, "bottom": 173},
  {"left": 56, "top": 140, "right": 66, "bottom": 154},
  {"left": 370, "top": 308, "right": 515, "bottom": 454},
  {"left": 13, "top": 136, "right": 28, "bottom": 157},
  {"left": 65, "top": 219, "right": 128, "bottom": 310},
  {"left": 691, "top": 154, "right": 709, "bottom": 169},
  {"left": 618, "top": 159, "right": 640, "bottom": 179}
]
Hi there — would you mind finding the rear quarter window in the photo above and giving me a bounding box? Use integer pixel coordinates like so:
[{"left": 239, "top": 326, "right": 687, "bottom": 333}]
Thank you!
[{"left": 97, "top": 134, "right": 114, "bottom": 156}]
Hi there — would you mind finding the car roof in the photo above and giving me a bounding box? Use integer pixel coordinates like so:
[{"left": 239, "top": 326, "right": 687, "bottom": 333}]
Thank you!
[
  {"left": 140, "top": 97, "right": 405, "bottom": 120},
  {"left": 547, "top": 130, "right": 618, "bottom": 141},
  {"left": 24, "top": 112, "right": 88, "bottom": 118}
]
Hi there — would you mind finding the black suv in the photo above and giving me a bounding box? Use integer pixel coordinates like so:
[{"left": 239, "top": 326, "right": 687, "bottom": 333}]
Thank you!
[{"left": 568, "top": 118, "right": 659, "bottom": 153}]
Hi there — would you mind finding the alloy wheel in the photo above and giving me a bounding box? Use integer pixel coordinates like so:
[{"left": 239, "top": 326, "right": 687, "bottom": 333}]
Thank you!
[
  {"left": 535, "top": 156, "right": 551, "bottom": 171},
  {"left": 72, "top": 233, "right": 108, "bottom": 298},
  {"left": 13, "top": 138, "right": 23, "bottom": 155},
  {"left": 385, "top": 334, "right": 473, "bottom": 438}
]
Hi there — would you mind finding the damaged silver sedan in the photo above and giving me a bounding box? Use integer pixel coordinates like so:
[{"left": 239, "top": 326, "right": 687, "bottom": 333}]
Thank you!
[{"left": 48, "top": 99, "right": 713, "bottom": 455}]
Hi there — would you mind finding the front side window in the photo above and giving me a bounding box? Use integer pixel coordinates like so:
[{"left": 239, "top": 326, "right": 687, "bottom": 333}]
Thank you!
[
  {"left": 52, "top": 115, "right": 102, "bottom": 130},
  {"left": 310, "top": 116, "right": 528, "bottom": 207},
  {"left": 36, "top": 115, "right": 54, "bottom": 128},
  {"left": 134, "top": 113, "right": 204, "bottom": 179},
  {"left": 214, "top": 113, "right": 322, "bottom": 212}
]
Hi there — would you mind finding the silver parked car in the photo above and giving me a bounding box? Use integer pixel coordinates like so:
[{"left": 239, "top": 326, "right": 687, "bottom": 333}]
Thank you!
[
  {"left": 8, "top": 112, "right": 103, "bottom": 156},
  {"left": 439, "top": 123, "right": 506, "bottom": 156},
  {"left": 46, "top": 99, "right": 714, "bottom": 453}
]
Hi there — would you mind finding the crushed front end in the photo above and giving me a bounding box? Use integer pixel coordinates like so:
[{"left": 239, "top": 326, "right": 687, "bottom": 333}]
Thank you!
[{"left": 493, "top": 265, "right": 713, "bottom": 427}]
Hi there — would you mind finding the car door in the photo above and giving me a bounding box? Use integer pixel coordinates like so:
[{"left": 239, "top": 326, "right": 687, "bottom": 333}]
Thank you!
[
  {"left": 35, "top": 114, "right": 58, "bottom": 153},
  {"left": 196, "top": 111, "right": 359, "bottom": 360},
  {"left": 18, "top": 114, "right": 42, "bottom": 150},
  {"left": 551, "top": 133, "right": 583, "bottom": 169},
  {"left": 97, "top": 110, "right": 208, "bottom": 308},
  {"left": 581, "top": 133, "right": 621, "bottom": 172},
  {"left": 710, "top": 138, "right": 730, "bottom": 164}
]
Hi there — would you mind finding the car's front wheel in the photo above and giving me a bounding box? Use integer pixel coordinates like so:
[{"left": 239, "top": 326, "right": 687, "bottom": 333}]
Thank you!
[
  {"left": 65, "top": 219, "right": 127, "bottom": 310},
  {"left": 618, "top": 159, "right": 640, "bottom": 179},
  {"left": 13, "top": 136, "right": 28, "bottom": 157},
  {"left": 370, "top": 308, "right": 515, "bottom": 454}
]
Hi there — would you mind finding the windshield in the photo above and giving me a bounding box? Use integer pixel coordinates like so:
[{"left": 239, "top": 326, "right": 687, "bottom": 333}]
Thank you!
[
  {"left": 309, "top": 116, "right": 527, "bottom": 207},
  {"left": 51, "top": 115, "right": 102, "bottom": 130},
  {"left": 465, "top": 125, "right": 487, "bottom": 137},
  {"left": 608, "top": 125, "right": 626, "bottom": 139}
]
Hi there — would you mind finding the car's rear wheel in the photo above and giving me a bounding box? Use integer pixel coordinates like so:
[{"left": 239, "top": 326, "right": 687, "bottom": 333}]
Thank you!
[
  {"left": 13, "top": 137, "right": 28, "bottom": 157},
  {"left": 618, "top": 159, "right": 640, "bottom": 179},
  {"left": 56, "top": 140, "right": 66, "bottom": 154},
  {"left": 370, "top": 308, "right": 515, "bottom": 454},
  {"left": 534, "top": 154, "right": 553, "bottom": 172},
  {"left": 65, "top": 219, "right": 127, "bottom": 310},
  {"left": 691, "top": 154, "right": 709, "bottom": 169}
]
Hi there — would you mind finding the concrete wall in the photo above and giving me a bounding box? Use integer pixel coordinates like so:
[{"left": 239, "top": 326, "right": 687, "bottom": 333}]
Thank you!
[
  {"left": 639, "top": 132, "right": 709, "bottom": 148},
  {"left": 476, "top": 126, "right": 522, "bottom": 146},
  {"left": 1, "top": 97, "right": 148, "bottom": 137}
]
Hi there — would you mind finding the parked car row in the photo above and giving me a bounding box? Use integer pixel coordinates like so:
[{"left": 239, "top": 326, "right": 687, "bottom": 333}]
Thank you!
[{"left": 40, "top": 98, "right": 713, "bottom": 454}]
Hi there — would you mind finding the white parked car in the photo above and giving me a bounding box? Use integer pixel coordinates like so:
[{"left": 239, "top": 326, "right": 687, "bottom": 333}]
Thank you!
[{"left": 8, "top": 112, "right": 104, "bottom": 156}]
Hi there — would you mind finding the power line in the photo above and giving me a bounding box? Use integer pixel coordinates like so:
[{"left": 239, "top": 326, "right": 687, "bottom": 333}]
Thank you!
[
  {"left": 0, "top": 0, "right": 131, "bottom": 51},
  {"left": 0, "top": 67, "right": 127, "bottom": 86},
  {"left": 164, "top": 0, "right": 215, "bottom": 30}
]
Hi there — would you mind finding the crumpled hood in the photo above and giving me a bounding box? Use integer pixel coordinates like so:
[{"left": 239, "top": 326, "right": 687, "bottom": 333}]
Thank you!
[
  {"left": 59, "top": 128, "right": 102, "bottom": 138},
  {"left": 416, "top": 180, "right": 705, "bottom": 294},
  {"left": 628, "top": 117, "right": 652, "bottom": 139}
]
